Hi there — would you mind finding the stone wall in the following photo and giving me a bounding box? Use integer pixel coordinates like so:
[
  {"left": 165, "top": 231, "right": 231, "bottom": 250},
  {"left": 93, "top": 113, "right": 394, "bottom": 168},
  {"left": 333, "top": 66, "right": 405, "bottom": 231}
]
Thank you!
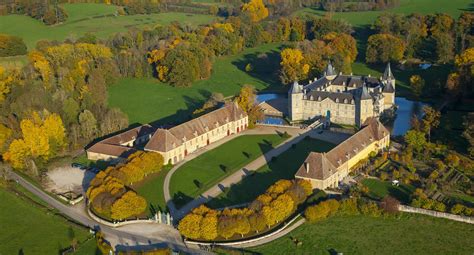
[{"left": 398, "top": 205, "right": 474, "bottom": 224}]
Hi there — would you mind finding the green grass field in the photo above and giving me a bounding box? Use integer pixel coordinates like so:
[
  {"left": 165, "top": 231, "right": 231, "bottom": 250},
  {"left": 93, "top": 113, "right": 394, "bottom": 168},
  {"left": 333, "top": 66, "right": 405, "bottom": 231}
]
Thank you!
[
  {"left": 0, "top": 186, "right": 91, "bottom": 255},
  {"left": 108, "top": 43, "right": 284, "bottom": 125},
  {"left": 362, "top": 178, "right": 415, "bottom": 203},
  {"left": 249, "top": 214, "right": 474, "bottom": 254},
  {"left": 134, "top": 165, "right": 173, "bottom": 213},
  {"left": 207, "top": 137, "right": 336, "bottom": 208},
  {"left": 169, "top": 134, "right": 287, "bottom": 208},
  {"left": 294, "top": 0, "right": 472, "bottom": 27},
  {"left": 0, "top": 3, "right": 216, "bottom": 50}
]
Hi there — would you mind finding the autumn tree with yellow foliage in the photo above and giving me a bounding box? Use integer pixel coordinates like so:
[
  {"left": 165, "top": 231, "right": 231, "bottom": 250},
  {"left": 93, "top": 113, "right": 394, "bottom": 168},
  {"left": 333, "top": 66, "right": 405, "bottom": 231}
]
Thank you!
[
  {"left": 110, "top": 191, "right": 147, "bottom": 220},
  {"left": 234, "top": 85, "right": 263, "bottom": 128},
  {"left": 241, "top": 0, "right": 269, "bottom": 23},
  {"left": 279, "top": 48, "right": 310, "bottom": 84},
  {"left": 178, "top": 179, "right": 312, "bottom": 240},
  {"left": 4, "top": 111, "right": 66, "bottom": 169}
]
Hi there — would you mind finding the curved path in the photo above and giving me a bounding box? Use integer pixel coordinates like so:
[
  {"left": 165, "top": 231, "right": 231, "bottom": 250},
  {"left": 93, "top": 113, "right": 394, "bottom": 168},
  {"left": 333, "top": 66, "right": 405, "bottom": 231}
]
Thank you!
[
  {"left": 7, "top": 170, "right": 210, "bottom": 254},
  {"left": 164, "top": 126, "right": 350, "bottom": 221}
]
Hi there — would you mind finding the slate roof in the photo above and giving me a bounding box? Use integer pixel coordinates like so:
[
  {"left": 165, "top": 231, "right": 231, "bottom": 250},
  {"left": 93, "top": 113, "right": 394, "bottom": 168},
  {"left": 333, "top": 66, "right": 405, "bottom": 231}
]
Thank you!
[
  {"left": 295, "top": 119, "right": 389, "bottom": 181},
  {"left": 306, "top": 90, "right": 355, "bottom": 103}
]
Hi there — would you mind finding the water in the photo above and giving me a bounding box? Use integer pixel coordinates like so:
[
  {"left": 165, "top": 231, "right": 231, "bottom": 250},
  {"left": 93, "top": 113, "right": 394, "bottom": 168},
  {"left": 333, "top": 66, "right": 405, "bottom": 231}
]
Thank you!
[
  {"left": 259, "top": 116, "right": 288, "bottom": 125},
  {"left": 391, "top": 97, "right": 427, "bottom": 136},
  {"left": 256, "top": 93, "right": 285, "bottom": 103}
]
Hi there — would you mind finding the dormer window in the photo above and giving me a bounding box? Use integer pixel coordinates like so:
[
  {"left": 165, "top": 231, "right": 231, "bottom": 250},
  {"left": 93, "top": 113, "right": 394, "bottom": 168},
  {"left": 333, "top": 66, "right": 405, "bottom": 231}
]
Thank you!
[
  {"left": 310, "top": 95, "right": 314, "bottom": 100},
  {"left": 351, "top": 99, "right": 354, "bottom": 104},
  {"left": 318, "top": 96, "right": 321, "bottom": 101},
  {"left": 336, "top": 98, "right": 339, "bottom": 103},
  {"left": 344, "top": 99, "right": 348, "bottom": 104}
]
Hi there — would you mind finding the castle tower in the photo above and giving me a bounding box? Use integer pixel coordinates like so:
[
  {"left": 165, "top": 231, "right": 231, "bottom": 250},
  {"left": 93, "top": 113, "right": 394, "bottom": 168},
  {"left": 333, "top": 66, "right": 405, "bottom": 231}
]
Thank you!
[
  {"left": 324, "top": 61, "right": 337, "bottom": 81},
  {"left": 356, "top": 84, "right": 373, "bottom": 127},
  {"left": 289, "top": 81, "right": 304, "bottom": 121},
  {"left": 382, "top": 63, "right": 396, "bottom": 107}
]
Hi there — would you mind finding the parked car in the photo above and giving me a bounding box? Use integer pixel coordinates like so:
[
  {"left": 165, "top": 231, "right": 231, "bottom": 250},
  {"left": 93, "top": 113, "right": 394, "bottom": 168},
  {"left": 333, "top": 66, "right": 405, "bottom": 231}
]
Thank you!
[{"left": 71, "top": 163, "right": 87, "bottom": 170}]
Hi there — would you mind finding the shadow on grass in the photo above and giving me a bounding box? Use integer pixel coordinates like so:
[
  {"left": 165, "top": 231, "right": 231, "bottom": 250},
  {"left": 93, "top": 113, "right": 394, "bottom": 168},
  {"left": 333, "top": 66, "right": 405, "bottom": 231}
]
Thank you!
[{"left": 207, "top": 138, "right": 336, "bottom": 208}]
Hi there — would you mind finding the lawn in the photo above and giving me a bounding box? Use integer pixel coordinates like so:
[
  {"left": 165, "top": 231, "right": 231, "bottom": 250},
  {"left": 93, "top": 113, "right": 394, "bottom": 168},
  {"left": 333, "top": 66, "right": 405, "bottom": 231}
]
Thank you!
[
  {"left": 0, "top": 186, "right": 91, "bottom": 255},
  {"left": 0, "top": 3, "right": 216, "bottom": 50},
  {"left": 207, "top": 137, "right": 336, "bottom": 208},
  {"left": 169, "top": 134, "right": 288, "bottom": 208},
  {"left": 249, "top": 214, "right": 474, "bottom": 254},
  {"left": 108, "top": 42, "right": 285, "bottom": 125},
  {"left": 362, "top": 178, "right": 415, "bottom": 204},
  {"left": 134, "top": 165, "right": 173, "bottom": 213}
]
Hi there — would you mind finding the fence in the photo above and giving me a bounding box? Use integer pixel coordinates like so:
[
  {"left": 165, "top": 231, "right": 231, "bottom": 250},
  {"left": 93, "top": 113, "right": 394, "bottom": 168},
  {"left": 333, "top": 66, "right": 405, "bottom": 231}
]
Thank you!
[
  {"left": 87, "top": 207, "right": 173, "bottom": 227},
  {"left": 398, "top": 205, "right": 474, "bottom": 224}
]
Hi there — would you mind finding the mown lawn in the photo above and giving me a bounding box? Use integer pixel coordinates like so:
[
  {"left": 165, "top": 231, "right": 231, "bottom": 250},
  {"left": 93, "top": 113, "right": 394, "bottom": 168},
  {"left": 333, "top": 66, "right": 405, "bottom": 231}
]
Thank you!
[
  {"left": 170, "top": 134, "right": 288, "bottom": 208},
  {"left": 0, "top": 3, "right": 216, "bottom": 50},
  {"left": 108, "top": 43, "right": 285, "bottom": 125},
  {"left": 207, "top": 138, "right": 336, "bottom": 208},
  {"left": 249, "top": 214, "right": 474, "bottom": 255},
  {"left": 362, "top": 178, "right": 415, "bottom": 203},
  {"left": 0, "top": 186, "right": 91, "bottom": 255},
  {"left": 135, "top": 165, "right": 173, "bottom": 213}
]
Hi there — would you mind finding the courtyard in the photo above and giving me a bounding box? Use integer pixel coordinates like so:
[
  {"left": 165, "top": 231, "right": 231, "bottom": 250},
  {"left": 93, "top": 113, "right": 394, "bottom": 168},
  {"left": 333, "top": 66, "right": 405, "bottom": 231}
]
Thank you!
[{"left": 169, "top": 134, "right": 288, "bottom": 208}]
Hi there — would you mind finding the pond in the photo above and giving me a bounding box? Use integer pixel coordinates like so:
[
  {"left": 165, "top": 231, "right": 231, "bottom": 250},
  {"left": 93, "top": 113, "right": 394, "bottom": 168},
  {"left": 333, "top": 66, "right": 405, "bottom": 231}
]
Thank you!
[
  {"left": 256, "top": 93, "right": 285, "bottom": 103},
  {"left": 391, "top": 97, "right": 427, "bottom": 136},
  {"left": 258, "top": 116, "right": 289, "bottom": 125}
]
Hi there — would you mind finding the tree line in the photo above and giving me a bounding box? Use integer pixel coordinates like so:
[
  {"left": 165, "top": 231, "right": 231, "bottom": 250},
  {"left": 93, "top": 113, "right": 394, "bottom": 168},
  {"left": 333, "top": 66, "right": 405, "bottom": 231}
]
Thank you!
[
  {"left": 86, "top": 151, "right": 164, "bottom": 220},
  {"left": 178, "top": 179, "right": 312, "bottom": 240}
]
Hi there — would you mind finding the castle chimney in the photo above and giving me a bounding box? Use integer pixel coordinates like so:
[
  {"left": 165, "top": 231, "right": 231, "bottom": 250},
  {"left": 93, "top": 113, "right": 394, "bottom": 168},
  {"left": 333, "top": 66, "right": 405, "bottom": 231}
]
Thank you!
[{"left": 305, "top": 162, "right": 310, "bottom": 173}]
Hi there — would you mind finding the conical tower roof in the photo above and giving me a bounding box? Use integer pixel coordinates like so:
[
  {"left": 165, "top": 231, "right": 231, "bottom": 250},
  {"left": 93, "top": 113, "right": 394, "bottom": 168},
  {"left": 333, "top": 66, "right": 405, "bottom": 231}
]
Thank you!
[
  {"left": 360, "top": 84, "right": 371, "bottom": 100},
  {"left": 383, "top": 62, "right": 394, "bottom": 80},
  {"left": 324, "top": 61, "right": 336, "bottom": 77}
]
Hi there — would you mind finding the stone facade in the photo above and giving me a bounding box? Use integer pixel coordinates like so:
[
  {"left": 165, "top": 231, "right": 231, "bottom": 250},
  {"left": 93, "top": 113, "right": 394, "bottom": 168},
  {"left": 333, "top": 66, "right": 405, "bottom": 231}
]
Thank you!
[
  {"left": 86, "top": 103, "right": 248, "bottom": 164},
  {"left": 295, "top": 119, "right": 390, "bottom": 190},
  {"left": 289, "top": 62, "right": 396, "bottom": 127}
]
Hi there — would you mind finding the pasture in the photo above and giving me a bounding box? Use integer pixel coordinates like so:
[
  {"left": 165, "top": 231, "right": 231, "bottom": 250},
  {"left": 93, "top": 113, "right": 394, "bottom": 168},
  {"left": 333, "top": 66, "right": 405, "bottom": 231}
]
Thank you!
[
  {"left": 250, "top": 214, "right": 474, "bottom": 254},
  {"left": 0, "top": 186, "right": 90, "bottom": 255},
  {"left": 0, "top": 3, "right": 216, "bottom": 50}
]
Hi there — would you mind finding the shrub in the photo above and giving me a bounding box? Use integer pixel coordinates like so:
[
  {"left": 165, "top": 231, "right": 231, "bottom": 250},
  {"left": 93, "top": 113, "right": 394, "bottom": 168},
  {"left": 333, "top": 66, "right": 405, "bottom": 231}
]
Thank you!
[
  {"left": 0, "top": 34, "right": 27, "bottom": 57},
  {"left": 339, "top": 198, "right": 359, "bottom": 215},
  {"left": 380, "top": 196, "right": 400, "bottom": 213},
  {"left": 305, "top": 202, "right": 330, "bottom": 222}
]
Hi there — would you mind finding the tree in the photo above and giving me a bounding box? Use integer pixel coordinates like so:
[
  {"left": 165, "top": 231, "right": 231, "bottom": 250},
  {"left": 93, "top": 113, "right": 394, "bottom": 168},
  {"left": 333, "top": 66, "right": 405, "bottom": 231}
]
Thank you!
[
  {"left": 380, "top": 196, "right": 400, "bottom": 213},
  {"left": 234, "top": 85, "right": 263, "bottom": 128},
  {"left": 200, "top": 213, "right": 218, "bottom": 240},
  {"left": 0, "top": 123, "right": 12, "bottom": 153},
  {"left": 404, "top": 130, "right": 427, "bottom": 153},
  {"left": 110, "top": 191, "right": 147, "bottom": 220},
  {"left": 279, "top": 48, "right": 310, "bottom": 84},
  {"left": 100, "top": 108, "right": 129, "bottom": 136},
  {"left": 421, "top": 106, "right": 440, "bottom": 142},
  {"left": 3, "top": 139, "right": 30, "bottom": 169},
  {"left": 79, "top": 110, "right": 98, "bottom": 139},
  {"left": 409, "top": 75, "right": 425, "bottom": 97},
  {"left": 241, "top": 0, "right": 268, "bottom": 23},
  {"left": 366, "top": 33, "right": 406, "bottom": 63},
  {"left": 248, "top": 213, "right": 266, "bottom": 233},
  {"left": 178, "top": 213, "right": 203, "bottom": 240},
  {"left": 305, "top": 202, "right": 330, "bottom": 222},
  {"left": 463, "top": 113, "right": 474, "bottom": 157}
]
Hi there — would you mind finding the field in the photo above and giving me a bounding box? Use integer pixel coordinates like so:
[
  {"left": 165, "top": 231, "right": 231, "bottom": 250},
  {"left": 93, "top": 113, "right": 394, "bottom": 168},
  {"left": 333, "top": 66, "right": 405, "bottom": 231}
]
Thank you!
[
  {"left": 362, "top": 178, "right": 415, "bottom": 204},
  {"left": 294, "top": 0, "right": 472, "bottom": 27},
  {"left": 0, "top": 186, "right": 91, "bottom": 255},
  {"left": 207, "top": 137, "right": 336, "bottom": 208},
  {"left": 169, "top": 134, "right": 288, "bottom": 208},
  {"left": 0, "top": 3, "right": 216, "bottom": 50},
  {"left": 249, "top": 214, "right": 474, "bottom": 254},
  {"left": 108, "top": 43, "right": 284, "bottom": 125}
]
